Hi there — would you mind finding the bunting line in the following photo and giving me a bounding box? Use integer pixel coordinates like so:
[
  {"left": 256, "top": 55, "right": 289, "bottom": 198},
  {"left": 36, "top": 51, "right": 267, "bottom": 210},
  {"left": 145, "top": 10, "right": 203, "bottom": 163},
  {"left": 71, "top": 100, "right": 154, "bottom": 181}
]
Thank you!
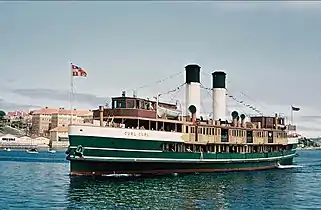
[
  {"left": 156, "top": 83, "right": 186, "bottom": 98},
  {"left": 200, "top": 84, "right": 263, "bottom": 116},
  {"left": 126, "top": 71, "right": 182, "bottom": 92},
  {"left": 146, "top": 81, "right": 264, "bottom": 117}
]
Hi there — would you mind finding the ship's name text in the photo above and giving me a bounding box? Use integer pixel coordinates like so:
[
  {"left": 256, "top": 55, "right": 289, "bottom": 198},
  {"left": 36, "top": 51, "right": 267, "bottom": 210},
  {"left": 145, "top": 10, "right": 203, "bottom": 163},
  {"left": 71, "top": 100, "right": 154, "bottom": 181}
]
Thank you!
[{"left": 124, "top": 131, "right": 149, "bottom": 137}]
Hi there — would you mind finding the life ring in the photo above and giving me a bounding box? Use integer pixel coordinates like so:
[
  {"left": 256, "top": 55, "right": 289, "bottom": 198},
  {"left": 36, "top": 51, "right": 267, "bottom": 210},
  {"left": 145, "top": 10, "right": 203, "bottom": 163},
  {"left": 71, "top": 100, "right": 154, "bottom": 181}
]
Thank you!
[{"left": 75, "top": 145, "right": 84, "bottom": 156}]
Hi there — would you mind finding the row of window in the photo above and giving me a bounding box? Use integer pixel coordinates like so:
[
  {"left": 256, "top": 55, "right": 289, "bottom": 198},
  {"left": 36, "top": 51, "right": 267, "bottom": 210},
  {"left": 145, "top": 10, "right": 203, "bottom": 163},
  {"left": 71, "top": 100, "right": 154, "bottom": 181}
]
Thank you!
[
  {"left": 276, "top": 132, "right": 287, "bottom": 138},
  {"left": 161, "top": 143, "right": 290, "bottom": 153},
  {"left": 188, "top": 127, "right": 221, "bottom": 136},
  {"left": 185, "top": 126, "right": 287, "bottom": 138},
  {"left": 231, "top": 130, "right": 246, "bottom": 137},
  {"left": 256, "top": 131, "right": 287, "bottom": 138}
]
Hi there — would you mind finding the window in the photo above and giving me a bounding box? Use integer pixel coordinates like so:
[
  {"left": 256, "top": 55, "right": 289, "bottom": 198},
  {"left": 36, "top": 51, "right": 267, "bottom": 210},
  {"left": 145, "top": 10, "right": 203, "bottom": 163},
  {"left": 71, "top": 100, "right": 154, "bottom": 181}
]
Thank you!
[
  {"left": 113, "top": 100, "right": 117, "bottom": 108},
  {"left": 198, "top": 128, "right": 202, "bottom": 134},
  {"left": 2, "top": 138, "right": 15, "bottom": 141},
  {"left": 127, "top": 100, "right": 135, "bottom": 108}
]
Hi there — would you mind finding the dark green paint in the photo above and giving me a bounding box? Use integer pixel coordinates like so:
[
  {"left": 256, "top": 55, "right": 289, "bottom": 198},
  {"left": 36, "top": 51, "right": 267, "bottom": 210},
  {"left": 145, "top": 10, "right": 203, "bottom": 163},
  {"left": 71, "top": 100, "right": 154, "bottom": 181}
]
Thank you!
[
  {"left": 68, "top": 147, "right": 295, "bottom": 161},
  {"left": 185, "top": 64, "right": 201, "bottom": 84},
  {"left": 69, "top": 156, "right": 294, "bottom": 175},
  {"left": 70, "top": 135, "right": 164, "bottom": 150},
  {"left": 212, "top": 71, "right": 226, "bottom": 89},
  {"left": 68, "top": 135, "right": 296, "bottom": 175}
]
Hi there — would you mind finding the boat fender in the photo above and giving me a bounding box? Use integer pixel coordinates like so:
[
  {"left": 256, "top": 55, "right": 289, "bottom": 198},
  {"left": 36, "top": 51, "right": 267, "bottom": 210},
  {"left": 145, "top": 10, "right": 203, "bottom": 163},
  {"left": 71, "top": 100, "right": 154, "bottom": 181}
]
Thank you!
[{"left": 75, "top": 145, "right": 84, "bottom": 156}]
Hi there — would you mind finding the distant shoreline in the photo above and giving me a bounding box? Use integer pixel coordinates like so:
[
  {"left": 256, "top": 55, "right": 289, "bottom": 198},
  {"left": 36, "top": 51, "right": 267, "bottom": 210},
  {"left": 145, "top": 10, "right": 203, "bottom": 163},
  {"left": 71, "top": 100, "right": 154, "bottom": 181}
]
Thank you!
[
  {"left": 0, "top": 145, "right": 67, "bottom": 151},
  {"left": 0, "top": 148, "right": 67, "bottom": 152},
  {"left": 297, "top": 147, "right": 321, "bottom": 151}
]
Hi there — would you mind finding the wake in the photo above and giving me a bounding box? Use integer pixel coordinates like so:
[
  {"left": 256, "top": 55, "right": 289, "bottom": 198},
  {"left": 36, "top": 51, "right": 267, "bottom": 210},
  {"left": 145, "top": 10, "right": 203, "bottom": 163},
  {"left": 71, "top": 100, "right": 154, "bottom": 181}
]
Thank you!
[{"left": 277, "top": 163, "right": 304, "bottom": 169}]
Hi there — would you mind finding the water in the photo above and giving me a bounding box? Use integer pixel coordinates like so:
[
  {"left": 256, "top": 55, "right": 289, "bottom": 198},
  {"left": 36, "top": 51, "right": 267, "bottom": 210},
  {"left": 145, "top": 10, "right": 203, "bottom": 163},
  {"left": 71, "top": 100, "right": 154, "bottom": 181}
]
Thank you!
[{"left": 0, "top": 150, "right": 320, "bottom": 210}]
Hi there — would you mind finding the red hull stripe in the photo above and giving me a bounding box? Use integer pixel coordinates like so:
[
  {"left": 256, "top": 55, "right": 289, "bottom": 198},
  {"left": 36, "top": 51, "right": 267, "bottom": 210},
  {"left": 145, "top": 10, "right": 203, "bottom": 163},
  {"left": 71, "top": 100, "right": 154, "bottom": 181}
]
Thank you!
[{"left": 70, "top": 165, "right": 277, "bottom": 176}]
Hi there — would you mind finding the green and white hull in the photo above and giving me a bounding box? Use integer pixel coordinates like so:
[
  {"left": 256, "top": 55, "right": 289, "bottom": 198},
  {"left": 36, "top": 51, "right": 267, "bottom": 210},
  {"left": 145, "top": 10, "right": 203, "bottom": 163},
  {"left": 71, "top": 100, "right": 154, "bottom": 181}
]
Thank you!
[{"left": 66, "top": 125, "right": 297, "bottom": 176}]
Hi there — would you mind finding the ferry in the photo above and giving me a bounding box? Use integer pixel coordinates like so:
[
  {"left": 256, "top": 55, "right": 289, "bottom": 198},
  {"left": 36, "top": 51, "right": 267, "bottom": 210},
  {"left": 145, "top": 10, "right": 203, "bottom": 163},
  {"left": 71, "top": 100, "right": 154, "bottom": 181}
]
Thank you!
[{"left": 66, "top": 64, "right": 298, "bottom": 176}]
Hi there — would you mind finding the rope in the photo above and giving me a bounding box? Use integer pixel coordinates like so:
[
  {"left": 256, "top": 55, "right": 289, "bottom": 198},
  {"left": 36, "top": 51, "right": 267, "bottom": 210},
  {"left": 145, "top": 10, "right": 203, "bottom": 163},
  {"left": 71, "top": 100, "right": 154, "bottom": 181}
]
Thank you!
[
  {"left": 168, "top": 85, "right": 183, "bottom": 103},
  {"left": 158, "top": 83, "right": 186, "bottom": 97},
  {"left": 200, "top": 96, "right": 210, "bottom": 120},
  {"left": 200, "top": 84, "right": 260, "bottom": 117},
  {"left": 200, "top": 85, "right": 247, "bottom": 118},
  {"left": 226, "top": 92, "right": 263, "bottom": 116},
  {"left": 200, "top": 71, "right": 264, "bottom": 115},
  {"left": 119, "top": 69, "right": 264, "bottom": 117},
  {"left": 125, "top": 71, "right": 182, "bottom": 92}
]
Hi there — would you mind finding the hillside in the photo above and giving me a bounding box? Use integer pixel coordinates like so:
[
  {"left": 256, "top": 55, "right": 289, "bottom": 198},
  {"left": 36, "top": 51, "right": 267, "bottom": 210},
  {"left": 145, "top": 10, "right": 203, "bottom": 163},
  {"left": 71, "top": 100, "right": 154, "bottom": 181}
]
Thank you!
[{"left": 0, "top": 125, "right": 25, "bottom": 136}]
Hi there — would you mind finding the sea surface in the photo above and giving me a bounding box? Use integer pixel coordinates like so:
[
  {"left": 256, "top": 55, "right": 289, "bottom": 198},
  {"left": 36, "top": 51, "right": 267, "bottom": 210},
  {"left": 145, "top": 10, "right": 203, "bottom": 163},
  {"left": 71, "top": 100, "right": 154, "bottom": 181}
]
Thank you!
[{"left": 0, "top": 150, "right": 320, "bottom": 210}]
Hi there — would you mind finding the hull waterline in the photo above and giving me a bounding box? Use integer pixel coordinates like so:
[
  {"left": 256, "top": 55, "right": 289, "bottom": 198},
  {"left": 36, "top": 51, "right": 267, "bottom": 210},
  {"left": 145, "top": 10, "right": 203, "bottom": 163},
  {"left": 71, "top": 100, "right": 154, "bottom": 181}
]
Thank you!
[{"left": 67, "top": 155, "right": 295, "bottom": 176}]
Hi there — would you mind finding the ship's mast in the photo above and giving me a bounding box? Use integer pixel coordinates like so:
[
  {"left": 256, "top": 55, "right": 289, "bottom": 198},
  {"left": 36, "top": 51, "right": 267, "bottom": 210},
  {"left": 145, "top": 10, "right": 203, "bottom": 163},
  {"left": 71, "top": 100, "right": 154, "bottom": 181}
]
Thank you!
[
  {"left": 156, "top": 93, "right": 160, "bottom": 119},
  {"left": 69, "top": 61, "right": 74, "bottom": 125}
]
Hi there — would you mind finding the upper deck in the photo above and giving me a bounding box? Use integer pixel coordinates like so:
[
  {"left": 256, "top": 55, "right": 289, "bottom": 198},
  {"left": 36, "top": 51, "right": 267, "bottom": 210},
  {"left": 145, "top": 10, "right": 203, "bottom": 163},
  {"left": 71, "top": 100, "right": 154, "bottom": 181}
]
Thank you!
[
  {"left": 90, "top": 90, "right": 298, "bottom": 148},
  {"left": 93, "top": 94, "right": 179, "bottom": 120}
]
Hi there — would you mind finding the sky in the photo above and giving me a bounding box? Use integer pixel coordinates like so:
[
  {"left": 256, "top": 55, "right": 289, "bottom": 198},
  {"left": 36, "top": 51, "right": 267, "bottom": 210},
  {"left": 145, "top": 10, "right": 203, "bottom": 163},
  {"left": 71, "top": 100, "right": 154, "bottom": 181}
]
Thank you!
[{"left": 1, "top": 1, "right": 321, "bottom": 137}]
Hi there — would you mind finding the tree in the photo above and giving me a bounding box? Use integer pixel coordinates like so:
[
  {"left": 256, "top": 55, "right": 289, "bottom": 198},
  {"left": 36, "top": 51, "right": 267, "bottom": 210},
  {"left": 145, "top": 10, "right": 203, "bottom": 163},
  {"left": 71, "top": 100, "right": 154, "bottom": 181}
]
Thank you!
[{"left": 0, "top": 110, "right": 5, "bottom": 120}]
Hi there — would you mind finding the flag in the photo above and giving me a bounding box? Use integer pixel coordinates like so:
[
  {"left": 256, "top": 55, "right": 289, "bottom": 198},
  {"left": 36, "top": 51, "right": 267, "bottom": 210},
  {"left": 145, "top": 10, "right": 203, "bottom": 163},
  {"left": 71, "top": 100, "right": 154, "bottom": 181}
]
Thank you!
[
  {"left": 291, "top": 106, "right": 300, "bottom": 111},
  {"left": 71, "top": 63, "right": 87, "bottom": 77}
]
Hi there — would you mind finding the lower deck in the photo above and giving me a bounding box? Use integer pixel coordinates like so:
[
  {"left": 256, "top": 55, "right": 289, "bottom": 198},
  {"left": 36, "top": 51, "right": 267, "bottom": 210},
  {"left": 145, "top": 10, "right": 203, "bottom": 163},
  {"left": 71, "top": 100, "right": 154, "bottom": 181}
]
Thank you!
[
  {"left": 67, "top": 131, "right": 297, "bottom": 175},
  {"left": 67, "top": 133, "right": 297, "bottom": 160},
  {"left": 67, "top": 145, "right": 296, "bottom": 161}
]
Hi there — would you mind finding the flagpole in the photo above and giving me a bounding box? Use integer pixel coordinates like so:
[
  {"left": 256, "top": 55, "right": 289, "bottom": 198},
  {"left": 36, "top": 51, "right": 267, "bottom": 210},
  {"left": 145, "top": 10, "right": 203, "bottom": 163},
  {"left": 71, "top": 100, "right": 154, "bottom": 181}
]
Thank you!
[
  {"left": 70, "top": 61, "right": 74, "bottom": 125},
  {"left": 290, "top": 105, "right": 293, "bottom": 125}
]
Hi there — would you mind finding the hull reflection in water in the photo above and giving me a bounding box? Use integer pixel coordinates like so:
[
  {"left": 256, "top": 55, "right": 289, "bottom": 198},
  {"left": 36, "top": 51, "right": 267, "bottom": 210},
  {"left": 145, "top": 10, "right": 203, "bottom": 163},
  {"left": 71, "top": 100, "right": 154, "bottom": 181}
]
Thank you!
[{"left": 67, "top": 168, "right": 298, "bottom": 210}]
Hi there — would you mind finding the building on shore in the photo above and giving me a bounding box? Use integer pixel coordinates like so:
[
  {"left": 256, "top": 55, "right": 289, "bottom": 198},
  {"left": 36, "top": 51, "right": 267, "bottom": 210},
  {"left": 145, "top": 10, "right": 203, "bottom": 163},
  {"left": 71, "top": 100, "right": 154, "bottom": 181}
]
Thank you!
[
  {"left": 31, "top": 107, "right": 93, "bottom": 137},
  {"left": 5, "top": 110, "right": 29, "bottom": 120},
  {"left": 49, "top": 126, "right": 69, "bottom": 149},
  {"left": 49, "top": 121, "right": 101, "bottom": 149},
  {"left": 0, "top": 134, "right": 18, "bottom": 142},
  {"left": 50, "top": 126, "right": 68, "bottom": 142},
  {"left": 31, "top": 107, "right": 58, "bottom": 136},
  {"left": 0, "top": 133, "right": 49, "bottom": 148}
]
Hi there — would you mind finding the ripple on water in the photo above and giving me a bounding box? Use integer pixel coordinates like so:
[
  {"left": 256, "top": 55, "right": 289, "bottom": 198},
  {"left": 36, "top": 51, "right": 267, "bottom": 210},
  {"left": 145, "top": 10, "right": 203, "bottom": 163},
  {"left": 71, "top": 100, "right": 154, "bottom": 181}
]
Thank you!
[{"left": 0, "top": 150, "right": 321, "bottom": 209}]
